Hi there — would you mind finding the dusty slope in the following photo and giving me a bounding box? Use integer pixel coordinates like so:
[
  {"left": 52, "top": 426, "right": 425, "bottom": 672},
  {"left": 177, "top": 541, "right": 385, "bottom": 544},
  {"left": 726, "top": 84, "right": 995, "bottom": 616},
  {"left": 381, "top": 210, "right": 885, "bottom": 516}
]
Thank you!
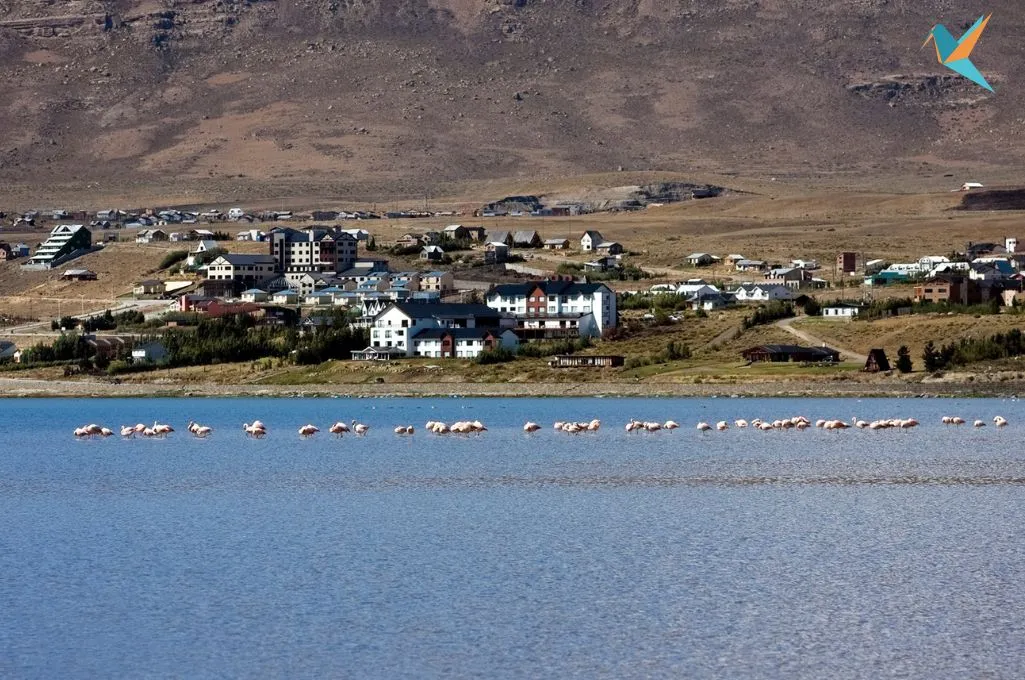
[{"left": 0, "top": 1, "right": 1021, "bottom": 204}]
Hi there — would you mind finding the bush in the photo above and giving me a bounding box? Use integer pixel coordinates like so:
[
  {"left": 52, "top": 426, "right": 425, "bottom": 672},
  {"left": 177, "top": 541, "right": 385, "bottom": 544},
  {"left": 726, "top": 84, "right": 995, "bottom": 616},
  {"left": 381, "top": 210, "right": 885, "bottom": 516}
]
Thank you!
[
  {"left": 741, "top": 301, "right": 795, "bottom": 329},
  {"left": 159, "top": 250, "right": 189, "bottom": 270},
  {"left": 802, "top": 297, "right": 821, "bottom": 316},
  {"left": 664, "top": 341, "right": 692, "bottom": 361},
  {"left": 476, "top": 347, "right": 516, "bottom": 364}
]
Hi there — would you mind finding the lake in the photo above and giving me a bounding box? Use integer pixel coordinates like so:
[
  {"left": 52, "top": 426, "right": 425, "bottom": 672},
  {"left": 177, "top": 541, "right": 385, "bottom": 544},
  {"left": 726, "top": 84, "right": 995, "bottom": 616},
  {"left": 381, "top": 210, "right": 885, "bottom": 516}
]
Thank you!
[{"left": 3, "top": 397, "right": 1025, "bottom": 679}]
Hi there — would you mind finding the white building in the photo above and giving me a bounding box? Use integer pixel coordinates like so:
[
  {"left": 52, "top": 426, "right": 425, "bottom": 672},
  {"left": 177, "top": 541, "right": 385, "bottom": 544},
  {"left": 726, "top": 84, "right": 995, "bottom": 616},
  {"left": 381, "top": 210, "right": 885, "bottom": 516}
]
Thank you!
[
  {"left": 580, "top": 230, "right": 604, "bottom": 252},
  {"left": 205, "top": 254, "right": 277, "bottom": 287},
  {"left": 730, "top": 283, "right": 795, "bottom": 302},
  {"left": 411, "top": 328, "right": 519, "bottom": 359},
  {"left": 821, "top": 303, "right": 862, "bottom": 318},
  {"left": 486, "top": 280, "right": 617, "bottom": 337},
  {"left": 368, "top": 303, "right": 506, "bottom": 356}
]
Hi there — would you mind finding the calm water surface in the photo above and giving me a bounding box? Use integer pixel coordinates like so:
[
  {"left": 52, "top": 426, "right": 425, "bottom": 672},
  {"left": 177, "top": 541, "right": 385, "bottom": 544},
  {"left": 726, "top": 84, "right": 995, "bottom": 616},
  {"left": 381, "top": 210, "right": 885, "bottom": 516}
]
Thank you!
[{"left": 3, "top": 397, "right": 1025, "bottom": 679}]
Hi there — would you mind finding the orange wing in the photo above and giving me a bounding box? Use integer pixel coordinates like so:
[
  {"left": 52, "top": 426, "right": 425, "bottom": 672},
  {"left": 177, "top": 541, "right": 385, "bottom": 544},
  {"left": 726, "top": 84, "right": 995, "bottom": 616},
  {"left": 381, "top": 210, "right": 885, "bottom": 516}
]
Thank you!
[{"left": 945, "top": 14, "right": 991, "bottom": 64}]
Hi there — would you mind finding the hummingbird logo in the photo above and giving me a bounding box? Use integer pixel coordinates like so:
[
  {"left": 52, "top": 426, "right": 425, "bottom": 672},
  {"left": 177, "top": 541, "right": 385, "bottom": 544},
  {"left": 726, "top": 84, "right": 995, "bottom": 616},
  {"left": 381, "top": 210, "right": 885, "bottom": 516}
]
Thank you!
[{"left": 924, "top": 14, "right": 994, "bottom": 92}]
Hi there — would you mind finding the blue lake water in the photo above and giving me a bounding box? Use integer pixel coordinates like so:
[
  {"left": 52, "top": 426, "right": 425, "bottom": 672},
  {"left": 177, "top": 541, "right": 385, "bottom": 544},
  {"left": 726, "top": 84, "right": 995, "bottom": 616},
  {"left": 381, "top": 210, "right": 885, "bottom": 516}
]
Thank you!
[{"left": 3, "top": 396, "right": 1025, "bottom": 678}]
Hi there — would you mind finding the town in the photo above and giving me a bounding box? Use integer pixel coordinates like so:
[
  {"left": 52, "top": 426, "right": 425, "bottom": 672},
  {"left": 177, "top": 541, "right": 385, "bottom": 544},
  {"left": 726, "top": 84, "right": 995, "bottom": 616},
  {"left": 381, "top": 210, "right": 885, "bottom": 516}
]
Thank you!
[{"left": 1, "top": 196, "right": 1024, "bottom": 384}]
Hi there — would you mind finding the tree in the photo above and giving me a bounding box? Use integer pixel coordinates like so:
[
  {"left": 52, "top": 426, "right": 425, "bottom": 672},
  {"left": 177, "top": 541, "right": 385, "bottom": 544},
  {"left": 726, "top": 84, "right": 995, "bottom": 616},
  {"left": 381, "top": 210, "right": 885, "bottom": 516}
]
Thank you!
[
  {"left": 896, "top": 345, "right": 913, "bottom": 373},
  {"left": 922, "top": 341, "right": 941, "bottom": 372},
  {"left": 802, "top": 297, "right": 821, "bottom": 317},
  {"left": 366, "top": 236, "right": 377, "bottom": 252}
]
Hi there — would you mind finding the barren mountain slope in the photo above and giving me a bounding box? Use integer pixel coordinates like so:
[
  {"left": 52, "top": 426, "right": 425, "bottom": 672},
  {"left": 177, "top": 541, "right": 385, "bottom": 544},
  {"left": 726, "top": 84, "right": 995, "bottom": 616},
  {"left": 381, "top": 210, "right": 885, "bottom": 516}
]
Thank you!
[{"left": 0, "top": 0, "right": 1021, "bottom": 203}]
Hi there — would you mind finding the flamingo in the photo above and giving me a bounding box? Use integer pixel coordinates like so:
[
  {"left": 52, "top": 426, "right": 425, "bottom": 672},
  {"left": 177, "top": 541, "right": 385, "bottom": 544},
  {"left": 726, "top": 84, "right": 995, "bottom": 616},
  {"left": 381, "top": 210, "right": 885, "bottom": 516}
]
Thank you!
[
  {"left": 134, "top": 423, "right": 146, "bottom": 433},
  {"left": 85, "top": 423, "right": 103, "bottom": 435},
  {"left": 193, "top": 424, "right": 212, "bottom": 437},
  {"left": 352, "top": 420, "right": 369, "bottom": 436},
  {"left": 298, "top": 424, "right": 320, "bottom": 438},
  {"left": 853, "top": 419, "right": 869, "bottom": 429},
  {"left": 329, "top": 422, "right": 350, "bottom": 436},
  {"left": 951, "top": 416, "right": 965, "bottom": 426},
  {"left": 974, "top": 419, "right": 986, "bottom": 428},
  {"left": 941, "top": 416, "right": 953, "bottom": 425},
  {"left": 394, "top": 425, "right": 414, "bottom": 435},
  {"left": 716, "top": 421, "right": 728, "bottom": 431},
  {"left": 587, "top": 419, "right": 601, "bottom": 432},
  {"left": 153, "top": 422, "right": 173, "bottom": 436},
  {"left": 243, "top": 423, "right": 267, "bottom": 438},
  {"left": 625, "top": 421, "right": 638, "bottom": 433},
  {"left": 663, "top": 420, "right": 679, "bottom": 431},
  {"left": 994, "top": 416, "right": 1008, "bottom": 427},
  {"left": 99, "top": 427, "right": 113, "bottom": 437},
  {"left": 758, "top": 421, "right": 774, "bottom": 431},
  {"left": 696, "top": 422, "right": 711, "bottom": 432},
  {"left": 734, "top": 419, "right": 748, "bottom": 428},
  {"left": 73, "top": 427, "right": 90, "bottom": 438},
  {"left": 120, "top": 425, "right": 135, "bottom": 438},
  {"left": 471, "top": 420, "right": 488, "bottom": 434},
  {"left": 524, "top": 422, "right": 541, "bottom": 433}
]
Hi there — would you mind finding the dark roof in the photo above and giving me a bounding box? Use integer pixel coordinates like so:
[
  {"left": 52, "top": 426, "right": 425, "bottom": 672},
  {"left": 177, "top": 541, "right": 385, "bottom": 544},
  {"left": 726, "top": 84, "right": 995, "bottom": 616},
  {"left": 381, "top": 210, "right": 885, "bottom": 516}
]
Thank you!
[
  {"left": 217, "top": 254, "right": 276, "bottom": 265},
  {"left": 392, "top": 302, "right": 499, "bottom": 319},
  {"left": 489, "top": 280, "right": 609, "bottom": 296},
  {"left": 413, "top": 327, "right": 505, "bottom": 340},
  {"left": 743, "top": 344, "right": 839, "bottom": 356}
]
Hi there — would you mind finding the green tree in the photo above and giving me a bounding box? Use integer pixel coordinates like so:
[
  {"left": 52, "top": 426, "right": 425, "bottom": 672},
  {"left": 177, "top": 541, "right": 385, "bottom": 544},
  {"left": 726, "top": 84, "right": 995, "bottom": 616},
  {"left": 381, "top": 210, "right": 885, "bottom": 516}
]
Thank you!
[
  {"left": 802, "top": 297, "right": 821, "bottom": 316},
  {"left": 895, "top": 345, "right": 913, "bottom": 373},
  {"left": 922, "top": 341, "right": 941, "bottom": 372}
]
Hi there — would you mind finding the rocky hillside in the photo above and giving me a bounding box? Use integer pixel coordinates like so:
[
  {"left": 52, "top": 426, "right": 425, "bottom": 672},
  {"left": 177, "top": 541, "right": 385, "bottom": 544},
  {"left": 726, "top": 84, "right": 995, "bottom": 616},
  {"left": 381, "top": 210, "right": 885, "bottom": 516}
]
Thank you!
[{"left": 0, "top": 0, "right": 1020, "bottom": 202}]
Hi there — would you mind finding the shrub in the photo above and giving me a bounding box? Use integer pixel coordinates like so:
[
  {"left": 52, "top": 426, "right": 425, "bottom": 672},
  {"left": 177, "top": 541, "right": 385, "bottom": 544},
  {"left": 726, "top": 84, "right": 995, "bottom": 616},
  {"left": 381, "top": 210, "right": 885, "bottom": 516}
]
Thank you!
[
  {"left": 159, "top": 250, "right": 189, "bottom": 270},
  {"left": 476, "top": 347, "right": 516, "bottom": 364},
  {"left": 664, "top": 341, "right": 692, "bottom": 361},
  {"left": 895, "top": 345, "right": 913, "bottom": 373}
]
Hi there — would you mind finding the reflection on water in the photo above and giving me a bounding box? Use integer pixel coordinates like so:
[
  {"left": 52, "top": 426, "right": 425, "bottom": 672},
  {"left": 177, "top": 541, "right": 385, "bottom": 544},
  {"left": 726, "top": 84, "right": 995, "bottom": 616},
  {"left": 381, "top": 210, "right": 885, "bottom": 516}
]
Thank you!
[{"left": 2, "top": 397, "right": 1025, "bottom": 678}]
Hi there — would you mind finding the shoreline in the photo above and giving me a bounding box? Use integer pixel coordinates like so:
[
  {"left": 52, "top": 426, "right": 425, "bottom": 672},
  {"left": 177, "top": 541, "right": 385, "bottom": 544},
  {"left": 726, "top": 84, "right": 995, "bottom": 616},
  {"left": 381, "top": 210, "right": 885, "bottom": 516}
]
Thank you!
[{"left": 0, "top": 377, "right": 1020, "bottom": 399}]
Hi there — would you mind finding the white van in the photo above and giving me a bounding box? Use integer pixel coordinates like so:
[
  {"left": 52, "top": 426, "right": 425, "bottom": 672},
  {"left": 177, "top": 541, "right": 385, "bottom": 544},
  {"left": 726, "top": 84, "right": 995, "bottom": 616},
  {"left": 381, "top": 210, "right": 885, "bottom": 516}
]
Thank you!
[{"left": 227, "top": 208, "right": 245, "bottom": 220}]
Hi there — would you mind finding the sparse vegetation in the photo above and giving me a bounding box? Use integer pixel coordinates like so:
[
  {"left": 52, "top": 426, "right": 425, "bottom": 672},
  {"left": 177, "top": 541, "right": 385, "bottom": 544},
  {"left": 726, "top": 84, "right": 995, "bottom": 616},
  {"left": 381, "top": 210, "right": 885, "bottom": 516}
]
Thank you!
[{"left": 159, "top": 250, "right": 188, "bottom": 270}]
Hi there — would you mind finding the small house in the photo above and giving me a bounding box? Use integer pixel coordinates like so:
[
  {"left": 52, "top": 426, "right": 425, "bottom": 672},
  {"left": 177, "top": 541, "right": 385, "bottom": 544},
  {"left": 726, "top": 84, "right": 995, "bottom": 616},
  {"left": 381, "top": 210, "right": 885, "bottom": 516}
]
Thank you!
[
  {"left": 685, "top": 253, "right": 719, "bottom": 267},
  {"left": 596, "top": 241, "right": 624, "bottom": 256},
  {"left": 271, "top": 289, "right": 299, "bottom": 305},
  {"left": 512, "top": 230, "right": 543, "bottom": 248},
  {"left": 543, "top": 238, "right": 570, "bottom": 250},
  {"left": 580, "top": 231, "right": 603, "bottom": 252},
  {"left": 61, "top": 269, "right": 97, "bottom": 281},
  {"left": 821, "top": 303, "right": 862, "bottom": 318},
  {"left": 741, "top": 344, "right": 841, "bottom": 363},
  {"left": 548, "top": 355, "right": 624, "bottom": 368},
  {"left": 735, "top": 259, "right": 767, "bottom": 272},
  {"left": 487, "top": 231, "right": 514, "bottom": 247},
  {"left": 863, "top": 349, "right": 891, "bottom": 373},
  {"left": 241, "top": 288, "right": 269, "bottom": 303},
  {"left": 135, "top": 229, "right": 168, "bottom": 244},
  {"left": 420, "top": 245, "right": 445, "bottom": 262},
  {"left": 133, "top": 280, "right": 164, "bottom": 297},
  {"left": 484, "top": 242, "right": 509, "bottom": 265}
]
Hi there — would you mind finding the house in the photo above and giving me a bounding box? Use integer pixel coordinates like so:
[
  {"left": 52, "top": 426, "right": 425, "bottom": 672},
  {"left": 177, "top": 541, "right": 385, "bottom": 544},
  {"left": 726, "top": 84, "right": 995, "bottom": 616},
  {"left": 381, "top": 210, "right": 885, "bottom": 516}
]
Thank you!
[
  {"left": 442, "top": 224, "right": 470, "bottom": 241},
  {"left": 236, "top": 229, "right": 266, "bottom": 242},
  {"left": 420, "top": 245, "right": 445, "bottom": 262},
  {"left": 676, "top": 279, "right": 719, "bottom": 298},
  {"left": 396, "top": 233, "right": 425, "bottom": 248},
  {"left": 741, "top": 344, "right": 841, "bottom": 363},
  {"left": 204, "top": 254, "right": 277, "bottom": 288},
  {"left": 368, "top": 302, "right": 505, "bottom": 356},
  {"left": 735, "top": 259, "right": 767, "bottom": 272},
  {"left": 969, "top": 260, "right": 1012, "bottom": 282},
  {"left": 271, "top": 289, "right": 300, "bottom": 305},
  {"left": 25, "top": 224, "right": 92, "bottom": 269},
  {"left": 864, "top": 271, "right": 910, "bottom": 286},
  {"left": 543, "top": 238, "right": 570, "bottom": 250},
  {"left": 131, "top": 340, "right": 167, "bottom": 364},
  {"left": 133, "top": 280, "right": 164, "bottom": 297},
  {"left": 135, "top": 229, "right": 168, "bottom": 244},
  {"left": 420, "top": 271, "right": 455, "bottom": 293},
  {"left": 241, "top": 288, "right": 269, "bottom": 303},
  {"left": 411, "top": 327, "right": 519, "bottom": 359},
  {"left": 484, "top": 242, "right": 509, "bottom": 265},
  {"left": 822, "top": 303, "right": 862, "bottom": 318},
  {"left": 188, "top": 229, "right": 216, "bottom": 241},
  {"left": 0, "top": 243, "right": 11, "bottom": 260},
  {"left": 960, "top": 182, "right": 984, "bottom": 191},
  {"left": 580, "top": 230, "right": 604, "bottom": 252},
  {"left": 864, "top": 259, "right": 889, "bottom": 275},
  {"left": 914, "top": 275, "right": 970, "bottom": 305},
  {"left": 61, "top": 269, "right": 97, "bottom": 281},
  {"left": 10, "top": 243, "right": 30, "bottom": 258},
  {"left": 725, "top": 254, "right": 746, "bottom": 265},
  {"left": 689, "top": 291, "right": 733, "bottom": 311},
  {"left": 863, "top": 349, "right": 891, "bottom": 373},
  {"left": 303, "top": 291, "right": 335, "bottom": 306},
  {"left": 268, "top": 227, "right": 358, "bottom": 274},
  {"left": 84, "top": 335, "right": 132, "bottom": 360},
  {"left": 584, "top": 256, "right": 621, "bottom": 273},
  {"left": 596, "top": 241, "right": 624, "bottom": 256},
  {"left": 487, "top": 230, "right": 514, "bottom": 247},
  {"left": 685, "top": 253, "right": 719, "bottom": 267},
  {"left": 512, "top": 230, "right": 542, "bottom": 248},
  {"left": 185, "top": 239, "right": 222, "bottom": 267},
  {"left": 486, "top": 279, "right": 617, "bottom": 338},
  {"left": 836, "top": 252, "right": 857, "bottom": 274},
  {"left": 791, "top": 259, "right": 820, "bottom": 270},
  {"left": 730, "top": 284, "right": 794, "bottom": 302},
  {"left": 764, "top": 267, "right": 814, "bottom": 289},
  {"left": 0, "top": 340, "right": 17, "bottom": 361},
  {"left": 548, "top": 355, "right": 625, "bottom": 368}
]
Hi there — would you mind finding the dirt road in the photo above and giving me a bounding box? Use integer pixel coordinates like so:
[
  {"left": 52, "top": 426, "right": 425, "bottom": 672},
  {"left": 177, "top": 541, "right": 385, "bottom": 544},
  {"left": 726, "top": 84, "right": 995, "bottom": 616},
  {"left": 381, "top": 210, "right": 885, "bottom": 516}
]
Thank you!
[{"left": 776, "top": 316, "right": 868, "bottom": 364}]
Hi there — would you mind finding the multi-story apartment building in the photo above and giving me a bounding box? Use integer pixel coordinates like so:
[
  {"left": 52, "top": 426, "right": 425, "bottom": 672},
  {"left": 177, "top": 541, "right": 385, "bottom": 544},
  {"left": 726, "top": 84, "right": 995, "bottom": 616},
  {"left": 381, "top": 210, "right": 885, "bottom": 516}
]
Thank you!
[
  {"left": 486, "top": 280, "right": 617, "bottom": 339},
  {"left": 268, "top": 227, "right": 358, "bottom": 274}
]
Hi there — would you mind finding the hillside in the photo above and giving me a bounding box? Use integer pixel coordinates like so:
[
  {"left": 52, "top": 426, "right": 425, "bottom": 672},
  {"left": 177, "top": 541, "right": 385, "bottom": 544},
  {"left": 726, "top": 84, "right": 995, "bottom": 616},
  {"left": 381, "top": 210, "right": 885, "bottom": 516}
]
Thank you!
[{"left": 0, "top": 1, "right": 1021, "bottom": 206}]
